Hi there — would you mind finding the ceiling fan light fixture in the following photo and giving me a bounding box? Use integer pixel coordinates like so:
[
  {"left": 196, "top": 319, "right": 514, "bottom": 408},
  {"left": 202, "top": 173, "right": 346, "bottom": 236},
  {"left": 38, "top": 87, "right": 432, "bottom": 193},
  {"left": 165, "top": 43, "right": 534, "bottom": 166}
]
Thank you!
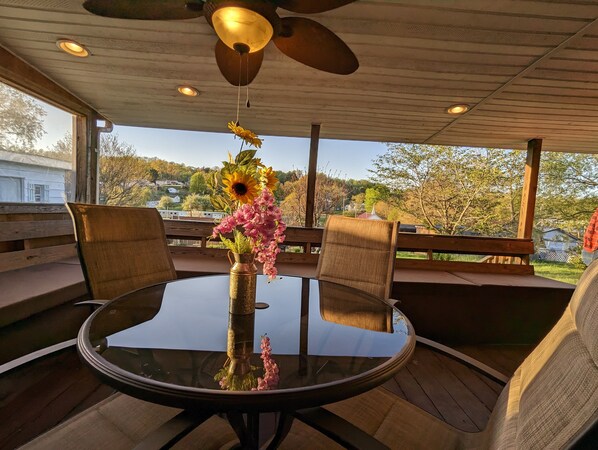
[
  {"left": 212, "top": 6, "right": 273, "bottom": 53},
  {"left": 56, "top": 39, "right": 89, "bottom": 57},
  {"left": 177, "top": 85, "right": 200, "bottom": 96},
  {"left": 446, "top": 104, "right": 469, "bottom": 115}
]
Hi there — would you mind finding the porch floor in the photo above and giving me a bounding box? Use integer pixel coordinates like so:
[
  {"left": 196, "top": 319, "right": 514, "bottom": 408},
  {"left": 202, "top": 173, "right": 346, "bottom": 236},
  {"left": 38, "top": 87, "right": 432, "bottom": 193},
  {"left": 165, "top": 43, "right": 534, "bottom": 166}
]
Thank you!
[{"left": 0, "top": 344, "right": 532, "bottom": 449}]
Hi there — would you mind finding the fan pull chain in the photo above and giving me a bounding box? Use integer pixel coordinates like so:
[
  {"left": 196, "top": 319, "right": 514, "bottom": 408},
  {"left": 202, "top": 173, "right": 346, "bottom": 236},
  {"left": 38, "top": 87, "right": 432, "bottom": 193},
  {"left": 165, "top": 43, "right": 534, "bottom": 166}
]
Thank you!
[
  {"left": 246, "top": 53, "right": 250, "bottom": 108},
  {"left": 236, "top": 53, "right": 242, "bottom": 125}
]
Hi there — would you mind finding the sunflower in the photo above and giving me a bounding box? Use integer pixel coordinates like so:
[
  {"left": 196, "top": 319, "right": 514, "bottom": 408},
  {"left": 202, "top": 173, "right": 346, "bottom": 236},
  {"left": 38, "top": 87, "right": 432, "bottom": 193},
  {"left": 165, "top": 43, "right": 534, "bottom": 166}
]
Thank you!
[
  {"left": 222, "top": 169, "right": 260, "bottom": 204},
  {"left": 228, "top": 121, "right": 263, "bottom": 148},
  {"left": 261, "top": 166, "right": 278, "bottom": 191}
]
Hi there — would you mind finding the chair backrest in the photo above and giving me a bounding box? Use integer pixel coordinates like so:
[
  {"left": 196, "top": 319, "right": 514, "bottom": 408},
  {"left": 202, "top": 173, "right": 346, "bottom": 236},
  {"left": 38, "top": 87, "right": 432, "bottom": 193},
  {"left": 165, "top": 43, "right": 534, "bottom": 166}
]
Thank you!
[
  {"left": 483, "top": 260, "right": 598, "bottom": 449},
  {"left": 316, "top": 216, "right": 398, "bottom": 299},
  {"left": 67, "top": 202, "right": 176, "bottom": 300},
  {"left": 319, "top": 281, "right": 394, "bottom": 332}
]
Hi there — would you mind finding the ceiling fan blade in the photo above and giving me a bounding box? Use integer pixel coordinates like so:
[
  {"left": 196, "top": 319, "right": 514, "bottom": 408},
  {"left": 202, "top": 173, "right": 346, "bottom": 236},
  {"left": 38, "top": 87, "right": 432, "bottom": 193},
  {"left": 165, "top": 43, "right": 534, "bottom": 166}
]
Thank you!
[
  {"left": 273, "top": 17, "right": 358, "bottom": 75},
  {"left": 276, "top": 0, "right": 356, "bottom": 14},
  {"left": 215, "top": 40, "right": 264, "bottom": 86},
  {"left": 83, "top": 0, "right": 203, "bottom": 20}
]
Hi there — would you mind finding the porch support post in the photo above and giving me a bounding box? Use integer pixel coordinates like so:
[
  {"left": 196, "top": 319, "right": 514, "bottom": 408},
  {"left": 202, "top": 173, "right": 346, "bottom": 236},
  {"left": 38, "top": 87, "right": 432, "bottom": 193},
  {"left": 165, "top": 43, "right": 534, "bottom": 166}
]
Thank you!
[
  {"left": 517, "top": 138, "right": 542, "bottom": 240},
  {"left": 305, "top": 123, "right": 320, "bottom": 228},
  {"left": 89, "top": 113, "right": 100, "bottom": 204},
  {"left": 74, "top": 115, "right": 90, "bottom": 203}
]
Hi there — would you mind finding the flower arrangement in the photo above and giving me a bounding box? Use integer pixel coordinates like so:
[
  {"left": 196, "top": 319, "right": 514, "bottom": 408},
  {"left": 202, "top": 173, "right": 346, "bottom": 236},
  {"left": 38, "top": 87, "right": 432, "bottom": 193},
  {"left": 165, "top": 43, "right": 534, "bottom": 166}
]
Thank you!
[
  {"left": 215, "top": 335, "right": 279, "bottom": 391},
  {"left": 254, "top": 335, "right": 279, "bottom": 391},
  {"left": 210, "top": 122, "right": 286, "bottom": 279}
]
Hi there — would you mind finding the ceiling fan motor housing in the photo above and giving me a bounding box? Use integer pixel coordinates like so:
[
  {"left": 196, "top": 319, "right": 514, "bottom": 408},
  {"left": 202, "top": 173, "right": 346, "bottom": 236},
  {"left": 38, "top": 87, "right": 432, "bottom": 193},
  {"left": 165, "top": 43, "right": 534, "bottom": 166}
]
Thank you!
[{"left": 204, "top": 0, "right": 282, "bottom": 51}]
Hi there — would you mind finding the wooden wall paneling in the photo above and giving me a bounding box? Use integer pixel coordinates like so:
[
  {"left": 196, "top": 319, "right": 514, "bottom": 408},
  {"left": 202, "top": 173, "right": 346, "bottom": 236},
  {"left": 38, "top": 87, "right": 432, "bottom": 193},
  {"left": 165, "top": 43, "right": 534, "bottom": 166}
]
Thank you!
[
  {"left": 517, "top": 139, "right": 542, "bottom": 241},
  {"left": 305, "top": 123, "right": 320, "bottom": 230}
]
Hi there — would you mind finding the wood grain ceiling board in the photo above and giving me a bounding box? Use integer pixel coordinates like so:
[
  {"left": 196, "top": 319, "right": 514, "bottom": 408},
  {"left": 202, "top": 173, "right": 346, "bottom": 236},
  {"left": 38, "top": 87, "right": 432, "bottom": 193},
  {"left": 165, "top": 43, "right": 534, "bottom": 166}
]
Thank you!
[{"left": 0, "top": 0, "right": 597, "bottom": 153}]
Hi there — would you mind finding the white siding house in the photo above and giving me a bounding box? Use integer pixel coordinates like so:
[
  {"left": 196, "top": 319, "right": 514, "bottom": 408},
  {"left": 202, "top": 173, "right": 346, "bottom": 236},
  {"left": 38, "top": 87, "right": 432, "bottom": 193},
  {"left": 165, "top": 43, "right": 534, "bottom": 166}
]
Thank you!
[
  {"left": 537, "top": 228, "right": 582, "bottom": 262},
  {"left": 0, "top": 149, "right": 73, "bottom": 203}
]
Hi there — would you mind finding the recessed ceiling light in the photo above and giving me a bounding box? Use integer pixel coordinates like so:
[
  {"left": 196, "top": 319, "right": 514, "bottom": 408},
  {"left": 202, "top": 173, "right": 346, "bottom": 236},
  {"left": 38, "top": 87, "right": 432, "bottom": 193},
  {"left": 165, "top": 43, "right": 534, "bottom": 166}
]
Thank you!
[
  {"left": 177, "top": 85, "right": 200, "bottom": 97},
  {"left": 446, "top": 104, "right": 469, "bottom": 115},
  {"left": 56, "top": 39, "right": 89, "bottom": 57}
]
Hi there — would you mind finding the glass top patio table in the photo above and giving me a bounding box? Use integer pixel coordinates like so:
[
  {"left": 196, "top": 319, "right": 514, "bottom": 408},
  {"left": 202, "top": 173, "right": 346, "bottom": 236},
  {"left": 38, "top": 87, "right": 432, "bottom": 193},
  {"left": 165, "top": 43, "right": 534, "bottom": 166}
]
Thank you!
[{"left": 77, "top": 275, "right": 415, "bottom": 414}]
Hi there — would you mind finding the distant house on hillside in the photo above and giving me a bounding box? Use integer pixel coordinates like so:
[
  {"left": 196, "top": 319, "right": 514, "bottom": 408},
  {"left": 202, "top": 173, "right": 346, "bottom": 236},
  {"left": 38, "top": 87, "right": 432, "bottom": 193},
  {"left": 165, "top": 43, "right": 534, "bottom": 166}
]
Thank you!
[
  {"left": 358, "top": 207, "right": 382, "bottom": 220},
  {"left": 0, "top": 149, "right": 73, "bottom": 203},
  {"left": 537, "top": 228, "right": 581, "bottom": 262},
  {"left": 156, "top": 180, "right": 185, "bottom": 187},
  {"left": 357, "top": 207, "right": 418, "bottom": 233}
]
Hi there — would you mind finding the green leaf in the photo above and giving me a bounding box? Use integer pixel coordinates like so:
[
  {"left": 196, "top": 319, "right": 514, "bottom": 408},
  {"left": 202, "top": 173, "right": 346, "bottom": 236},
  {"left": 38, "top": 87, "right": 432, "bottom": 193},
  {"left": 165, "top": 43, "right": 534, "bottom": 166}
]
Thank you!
[
  {"left": 235, "top": 150, "right": 257, "bottom": 166},
  {"left": 210, "top": 195, "right": 229, "bottom": 212}
]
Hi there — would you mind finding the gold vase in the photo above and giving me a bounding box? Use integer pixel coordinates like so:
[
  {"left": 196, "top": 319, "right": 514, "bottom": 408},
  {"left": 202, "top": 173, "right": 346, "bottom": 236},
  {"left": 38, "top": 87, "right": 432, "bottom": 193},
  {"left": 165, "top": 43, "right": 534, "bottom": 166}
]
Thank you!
[
  {"left": 229, "top": 252, "right": 257, "bottom": 315},
  {"left": 226, "top": 312, "right": 255, "bottom": 379}
]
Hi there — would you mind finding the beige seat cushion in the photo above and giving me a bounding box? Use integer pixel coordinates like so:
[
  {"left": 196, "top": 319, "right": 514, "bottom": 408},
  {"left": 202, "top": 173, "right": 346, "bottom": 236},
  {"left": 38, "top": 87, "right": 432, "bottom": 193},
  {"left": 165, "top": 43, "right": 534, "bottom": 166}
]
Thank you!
[
  {"left": 67, "top": 203, "right": 177, "bottom": 300},
  {"left": 316, "top": 216, "right": 398, "bottom": 300}
]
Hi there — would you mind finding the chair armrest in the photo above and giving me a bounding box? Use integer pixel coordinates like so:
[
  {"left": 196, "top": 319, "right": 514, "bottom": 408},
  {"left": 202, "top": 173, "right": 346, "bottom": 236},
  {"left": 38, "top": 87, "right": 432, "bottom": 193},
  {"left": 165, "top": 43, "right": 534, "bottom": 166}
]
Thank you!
[
  {"left": 294, "top": 407, "right": 389, "bottom": 450},
  {"left": 74, "top": 300, "right": 109, "bottom": 308},
  {"left": 0, "top": 339, "right": 77, "bottom": 376},
  {"left": 416, "top": 336, "right": 509, "bottom": 384}
]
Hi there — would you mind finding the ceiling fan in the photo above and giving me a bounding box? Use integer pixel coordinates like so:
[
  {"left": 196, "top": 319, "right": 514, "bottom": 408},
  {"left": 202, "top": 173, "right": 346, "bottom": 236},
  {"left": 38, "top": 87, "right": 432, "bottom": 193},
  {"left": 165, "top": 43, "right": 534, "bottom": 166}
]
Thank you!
[{"left": 82, "top": 0, "right": 359, "bottom": 86}]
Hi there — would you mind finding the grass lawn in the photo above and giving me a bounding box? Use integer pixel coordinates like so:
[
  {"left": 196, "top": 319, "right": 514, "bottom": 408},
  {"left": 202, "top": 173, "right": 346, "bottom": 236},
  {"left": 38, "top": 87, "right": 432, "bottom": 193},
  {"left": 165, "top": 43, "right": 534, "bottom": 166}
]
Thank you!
[{"left": 532, "top": 261, "right": 585, "bottom": 285}]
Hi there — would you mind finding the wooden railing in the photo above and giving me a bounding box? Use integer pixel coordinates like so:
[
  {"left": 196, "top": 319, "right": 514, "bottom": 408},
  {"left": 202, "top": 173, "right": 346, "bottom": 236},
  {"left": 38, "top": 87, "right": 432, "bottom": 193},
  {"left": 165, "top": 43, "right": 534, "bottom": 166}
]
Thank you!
[
  {"left": 0, "top": 205, "right": 76, "bottom": 273},
  {"left": 164, "top": 219, "right": 535, "bottom": 275},
  {"left": 0, "top": 211, "right": 535, "bottom": 275},
  {"left": 394, "top": 233, "right": 535, "bottom": 274}
]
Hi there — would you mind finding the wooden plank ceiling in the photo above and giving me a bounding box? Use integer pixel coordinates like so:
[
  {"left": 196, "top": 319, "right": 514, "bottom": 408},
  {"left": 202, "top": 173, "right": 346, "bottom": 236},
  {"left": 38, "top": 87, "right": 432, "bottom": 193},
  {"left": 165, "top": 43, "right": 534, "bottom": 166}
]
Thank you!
[{"left": 1, "top": 0, "right": 598, "bottom": 153}]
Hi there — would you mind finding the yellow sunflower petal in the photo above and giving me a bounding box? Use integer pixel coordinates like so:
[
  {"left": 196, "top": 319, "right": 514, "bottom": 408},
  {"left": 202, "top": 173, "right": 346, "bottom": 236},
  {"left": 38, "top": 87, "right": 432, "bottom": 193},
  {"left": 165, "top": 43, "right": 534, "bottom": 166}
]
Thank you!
[
  {"left": 222, "top": 169, "right": 260, "bottom": 204},
  {"left": 228, "top": 121, "right": 263, "bottom": 148},
  {"left": 261, "top": 167, "right": 278, "bottom": 191}
]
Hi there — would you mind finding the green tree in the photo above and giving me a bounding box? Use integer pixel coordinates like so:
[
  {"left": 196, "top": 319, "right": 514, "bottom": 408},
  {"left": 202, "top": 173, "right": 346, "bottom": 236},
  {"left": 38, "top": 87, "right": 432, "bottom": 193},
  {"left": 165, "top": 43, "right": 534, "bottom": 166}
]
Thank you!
[
  {"left": 536, "top": 152, "right": 598, "bottom": 232},
  {"left": 189, "top": 171, "right": 208, "bottom": 194},
  {"left": 280, "top": 171, "right": 346, "bottom": 226},
  {"left": 45, "top": 132, "right": 73, "bottom": 162},
  {"left": 182, "top": 193, "right": 211, "bottom": 215},
  {"left": 0, "top": 83, "right": 46, "bottom": 151},
  {"left": 147, "top": 168, "right": 159, "bottom": 185},
  {"left": 371, "top": 144, "right": 523, "bottom": 235},
  {"left": 158, "top": 195, "right": 174, "bottom": 210},
  {"left": 364, "top": 187, "right": 389, "bottom": 212},
  {"left": 99, "top": 134, "right": 148, "bottom": 206}
]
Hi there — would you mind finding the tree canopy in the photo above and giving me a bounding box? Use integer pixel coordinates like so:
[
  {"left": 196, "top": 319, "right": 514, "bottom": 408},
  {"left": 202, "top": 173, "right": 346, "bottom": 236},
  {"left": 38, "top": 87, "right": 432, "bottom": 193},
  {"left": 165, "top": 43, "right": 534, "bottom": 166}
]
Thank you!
[
  {"left": 0, "top": 84, "right": 46, "bottom": 151},
  {"left": 371, "top": 143, "right": 525, "bottom": 235}
]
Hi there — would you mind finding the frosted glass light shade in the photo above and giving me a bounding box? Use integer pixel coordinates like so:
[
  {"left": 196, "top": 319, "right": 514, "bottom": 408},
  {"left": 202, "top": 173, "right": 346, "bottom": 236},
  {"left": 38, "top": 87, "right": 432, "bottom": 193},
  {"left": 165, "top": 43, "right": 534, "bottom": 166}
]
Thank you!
[{"left": 212, "top": 6, "right": 273, "bottom": 53}]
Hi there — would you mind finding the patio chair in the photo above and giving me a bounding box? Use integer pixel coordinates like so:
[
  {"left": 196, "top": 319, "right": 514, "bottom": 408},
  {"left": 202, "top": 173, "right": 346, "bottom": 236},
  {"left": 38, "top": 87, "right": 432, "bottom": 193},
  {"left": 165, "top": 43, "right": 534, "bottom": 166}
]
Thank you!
[
  {"left": 284, "top": 260, "right": 598, "bottom": 449},
  {"left": 66, "top": 202, "right": 177, "bottom": 301},
  {"left": 316, "top": 215, "right": 398, "bottom": 300}
]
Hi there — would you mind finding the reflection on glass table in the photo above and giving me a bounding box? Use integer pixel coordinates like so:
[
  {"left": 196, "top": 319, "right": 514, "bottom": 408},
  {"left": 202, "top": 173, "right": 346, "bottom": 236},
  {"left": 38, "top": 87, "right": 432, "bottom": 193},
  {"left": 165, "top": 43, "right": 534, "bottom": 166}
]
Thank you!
[{"left": 79, "top": 275, "right": 415, "bottom": 449}]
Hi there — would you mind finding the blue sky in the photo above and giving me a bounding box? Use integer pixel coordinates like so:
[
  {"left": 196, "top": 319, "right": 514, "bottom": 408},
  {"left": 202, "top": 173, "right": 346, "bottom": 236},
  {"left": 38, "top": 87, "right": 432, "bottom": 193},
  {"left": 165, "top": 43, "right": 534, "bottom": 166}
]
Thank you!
[{"left": 38, "top": 103, "right": 386, "bottom": 180}]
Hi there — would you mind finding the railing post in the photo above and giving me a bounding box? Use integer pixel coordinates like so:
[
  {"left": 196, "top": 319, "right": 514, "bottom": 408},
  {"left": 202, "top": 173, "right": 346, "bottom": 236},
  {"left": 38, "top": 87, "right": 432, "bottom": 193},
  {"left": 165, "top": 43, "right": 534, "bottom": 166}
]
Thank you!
[
  {"left": 518, "top": 139, "right": 542, "bottom": 241},
  {"left": 305, "top": 123, "right": 320, "bottom": 228},
  {"left": 304, "top": 123, "right": 320, "bottom": 253}
]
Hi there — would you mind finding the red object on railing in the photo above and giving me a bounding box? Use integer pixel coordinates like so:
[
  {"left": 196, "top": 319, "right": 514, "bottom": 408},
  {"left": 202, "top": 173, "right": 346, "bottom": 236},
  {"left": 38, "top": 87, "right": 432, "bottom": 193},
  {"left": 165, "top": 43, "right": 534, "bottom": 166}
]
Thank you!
[{"left": 583, "top": 208, "right": 598, "bottom": 252}]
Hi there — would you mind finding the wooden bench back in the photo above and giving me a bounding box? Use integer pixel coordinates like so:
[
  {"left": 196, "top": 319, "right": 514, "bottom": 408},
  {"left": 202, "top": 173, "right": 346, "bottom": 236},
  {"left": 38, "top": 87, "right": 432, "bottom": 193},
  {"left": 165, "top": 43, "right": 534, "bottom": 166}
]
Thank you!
[{"left": 0, "top": 206, "right": 77, "bottom": 273}]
